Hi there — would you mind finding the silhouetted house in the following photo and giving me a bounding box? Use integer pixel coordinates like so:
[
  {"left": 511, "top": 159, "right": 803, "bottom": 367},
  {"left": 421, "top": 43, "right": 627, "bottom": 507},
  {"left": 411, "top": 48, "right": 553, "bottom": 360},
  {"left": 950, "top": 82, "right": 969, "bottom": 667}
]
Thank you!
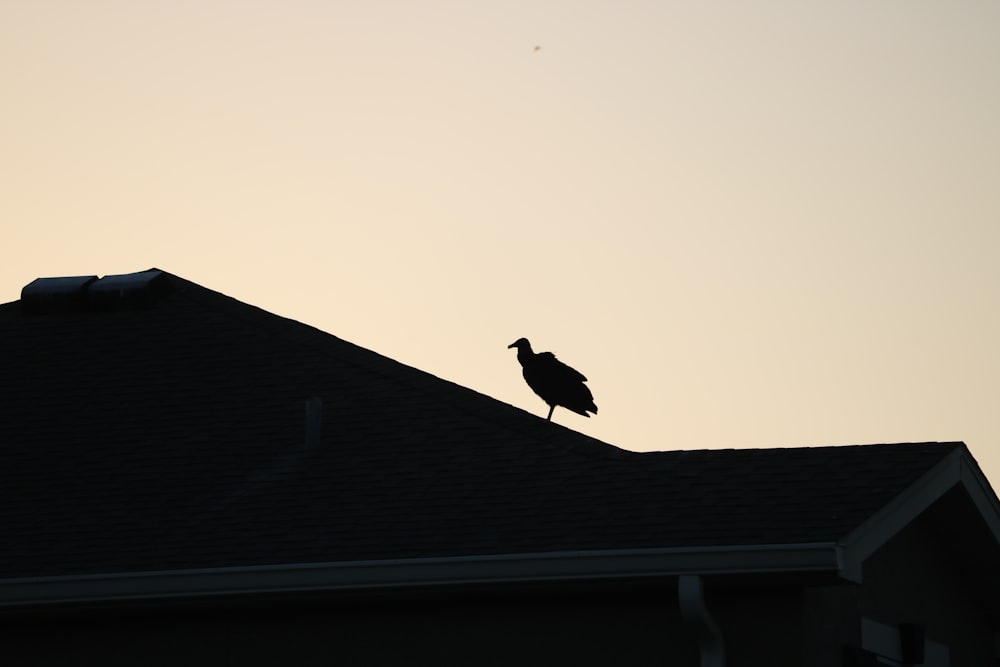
[{"left": 1, "top": 269, "right": 998, "bottom": 666}]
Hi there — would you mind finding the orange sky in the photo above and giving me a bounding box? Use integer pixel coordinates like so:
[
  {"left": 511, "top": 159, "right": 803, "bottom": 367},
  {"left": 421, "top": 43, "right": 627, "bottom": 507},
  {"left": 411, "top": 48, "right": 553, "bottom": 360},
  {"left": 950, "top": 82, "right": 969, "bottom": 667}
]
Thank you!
[{"left": 3, "top": 1, "right": 999, "bottom": 484}]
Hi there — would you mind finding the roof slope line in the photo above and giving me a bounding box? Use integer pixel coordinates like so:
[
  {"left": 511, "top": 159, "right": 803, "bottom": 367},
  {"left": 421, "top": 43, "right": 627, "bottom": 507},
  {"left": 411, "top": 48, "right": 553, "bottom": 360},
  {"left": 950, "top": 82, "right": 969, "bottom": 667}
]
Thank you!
[{"left": 166, "top": 271, "right": 625, "bottom": 456}]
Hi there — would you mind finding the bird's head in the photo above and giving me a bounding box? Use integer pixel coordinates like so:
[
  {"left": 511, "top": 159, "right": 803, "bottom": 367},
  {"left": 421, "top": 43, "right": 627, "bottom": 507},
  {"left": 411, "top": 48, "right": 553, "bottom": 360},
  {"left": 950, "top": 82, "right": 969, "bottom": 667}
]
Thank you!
[{"left": 507, "top": 337, "right": 531, "bottom": 350}]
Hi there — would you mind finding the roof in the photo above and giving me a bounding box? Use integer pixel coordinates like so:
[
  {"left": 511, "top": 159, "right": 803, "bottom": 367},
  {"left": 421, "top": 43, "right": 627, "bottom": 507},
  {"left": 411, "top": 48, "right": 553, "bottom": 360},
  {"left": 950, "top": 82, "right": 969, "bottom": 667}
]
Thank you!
[{"left": 1, "top": 269, "right": 998, "bottom": 605}]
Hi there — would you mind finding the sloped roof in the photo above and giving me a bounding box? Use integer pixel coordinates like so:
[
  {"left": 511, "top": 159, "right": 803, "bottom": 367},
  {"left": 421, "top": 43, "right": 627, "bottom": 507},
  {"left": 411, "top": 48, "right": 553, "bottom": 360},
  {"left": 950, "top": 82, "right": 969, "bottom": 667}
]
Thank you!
[{"left": 0, "top": 270, "right": 995, "bottom": 600}]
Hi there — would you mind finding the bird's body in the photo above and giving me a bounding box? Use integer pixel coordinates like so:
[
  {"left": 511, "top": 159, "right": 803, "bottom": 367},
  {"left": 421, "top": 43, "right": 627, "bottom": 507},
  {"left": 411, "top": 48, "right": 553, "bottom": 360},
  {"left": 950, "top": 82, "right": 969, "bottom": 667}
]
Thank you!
[{"left": 508, "top": 338, "right": 598, "bottom": 421}]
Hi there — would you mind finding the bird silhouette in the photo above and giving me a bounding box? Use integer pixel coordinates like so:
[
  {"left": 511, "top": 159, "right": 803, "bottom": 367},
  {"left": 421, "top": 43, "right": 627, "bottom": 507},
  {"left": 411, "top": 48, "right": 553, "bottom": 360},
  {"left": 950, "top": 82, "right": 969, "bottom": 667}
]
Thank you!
[{"left": 508, "top": 338, "right": 598, "bottom": 421}]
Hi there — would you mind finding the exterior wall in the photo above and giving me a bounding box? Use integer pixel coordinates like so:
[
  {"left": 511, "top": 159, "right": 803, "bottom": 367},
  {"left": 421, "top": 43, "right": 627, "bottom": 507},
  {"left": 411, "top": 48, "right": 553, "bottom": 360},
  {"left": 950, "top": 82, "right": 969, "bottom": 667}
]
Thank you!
[
  {"left": 795, "top": 509, "right": 998, "bottom": 667},
  {"left": 1, "top": 585, "right": 700, "bottom": 667},
  {"left": 801, "top": 583, "right": 863, "bottom": 667},
  {"left": 709, "top": 585, "right": 804, "bottom": 667},
  {"left": 858, "top": 518, "right": 996, "bottom": 667}
]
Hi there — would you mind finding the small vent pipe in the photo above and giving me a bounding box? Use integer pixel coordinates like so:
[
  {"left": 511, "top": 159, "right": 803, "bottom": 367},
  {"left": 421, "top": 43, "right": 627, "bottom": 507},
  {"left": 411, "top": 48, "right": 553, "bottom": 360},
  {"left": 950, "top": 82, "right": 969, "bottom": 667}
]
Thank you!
[{"left": 305, "top": 397, "right": 323, "bottom": 448}]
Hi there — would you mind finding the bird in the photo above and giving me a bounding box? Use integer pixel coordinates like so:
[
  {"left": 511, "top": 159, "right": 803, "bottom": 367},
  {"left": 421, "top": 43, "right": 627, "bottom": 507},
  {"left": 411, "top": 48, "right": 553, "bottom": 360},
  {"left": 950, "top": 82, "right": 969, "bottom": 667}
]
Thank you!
[{"left": 508, "top": 337, "right": 598, "bottom": 421}]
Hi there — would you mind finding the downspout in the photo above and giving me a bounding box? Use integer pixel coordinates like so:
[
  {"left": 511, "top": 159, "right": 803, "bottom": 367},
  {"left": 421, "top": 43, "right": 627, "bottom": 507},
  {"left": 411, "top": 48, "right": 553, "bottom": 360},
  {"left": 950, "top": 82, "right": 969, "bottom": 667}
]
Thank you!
[{"left": 679, "top": 574, "right": 725, "bottom": 667}]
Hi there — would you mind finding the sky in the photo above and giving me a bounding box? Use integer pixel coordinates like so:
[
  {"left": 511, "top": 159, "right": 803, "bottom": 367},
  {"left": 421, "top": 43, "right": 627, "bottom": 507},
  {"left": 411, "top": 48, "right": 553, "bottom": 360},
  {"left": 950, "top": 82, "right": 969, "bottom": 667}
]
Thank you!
[{"left": 3, "top": 2, "right": 999, "bottom": 484}]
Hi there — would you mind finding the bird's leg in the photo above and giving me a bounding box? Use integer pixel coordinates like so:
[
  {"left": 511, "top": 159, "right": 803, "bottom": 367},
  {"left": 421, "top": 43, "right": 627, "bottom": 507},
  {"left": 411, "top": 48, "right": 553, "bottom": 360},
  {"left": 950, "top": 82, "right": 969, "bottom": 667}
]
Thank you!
[{"left": 546, "top": 405, "right": 554, "bottom": 421}]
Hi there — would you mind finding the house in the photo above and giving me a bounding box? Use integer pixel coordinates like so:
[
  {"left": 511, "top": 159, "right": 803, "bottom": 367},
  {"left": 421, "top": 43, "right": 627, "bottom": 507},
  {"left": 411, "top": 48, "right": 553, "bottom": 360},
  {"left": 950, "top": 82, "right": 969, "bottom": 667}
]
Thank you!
[{"left": 1, "top": 268, "right": 998, "bottom": 666}]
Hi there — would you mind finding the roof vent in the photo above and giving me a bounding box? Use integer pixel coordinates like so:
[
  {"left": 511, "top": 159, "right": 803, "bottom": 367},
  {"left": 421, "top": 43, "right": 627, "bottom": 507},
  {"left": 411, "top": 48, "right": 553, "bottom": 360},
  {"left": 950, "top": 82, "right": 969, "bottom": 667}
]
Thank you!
[
  {"left": 87, "top": 269, "right": 169, "bottom": 311},
  {"left": 20, "top": 269, "right": 170, "bottom": 315},
  {"left": 20, "top": 275, "right": 99, "bottom": 315}
]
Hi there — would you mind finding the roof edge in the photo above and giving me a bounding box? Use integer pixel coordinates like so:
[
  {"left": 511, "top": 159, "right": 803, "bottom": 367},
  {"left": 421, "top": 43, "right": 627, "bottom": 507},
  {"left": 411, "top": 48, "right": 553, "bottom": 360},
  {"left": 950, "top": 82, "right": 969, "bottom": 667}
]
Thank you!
[
  {"left": 959, "top": 450, "right": 1000, "bottom": 545},
  {"left": 0, "top": 544, "right": 842, "bottom": 608}
]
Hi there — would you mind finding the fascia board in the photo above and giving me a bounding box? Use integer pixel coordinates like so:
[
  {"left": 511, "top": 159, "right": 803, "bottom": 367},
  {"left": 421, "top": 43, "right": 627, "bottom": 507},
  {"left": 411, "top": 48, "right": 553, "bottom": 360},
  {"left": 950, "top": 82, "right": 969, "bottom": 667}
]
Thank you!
[
  {"left": 0, "top": 543, "right": 841, "bottom": 608},
  {"left": 959, "top": 452, "right": 1000, "bottom": 545}
]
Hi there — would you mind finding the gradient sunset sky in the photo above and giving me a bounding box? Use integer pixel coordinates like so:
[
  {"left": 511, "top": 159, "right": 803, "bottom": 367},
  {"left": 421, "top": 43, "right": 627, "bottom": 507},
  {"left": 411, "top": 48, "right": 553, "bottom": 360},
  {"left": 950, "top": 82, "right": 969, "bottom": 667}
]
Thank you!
[{"left": 3, "top": 2, "right": 999, "bottom": 482}]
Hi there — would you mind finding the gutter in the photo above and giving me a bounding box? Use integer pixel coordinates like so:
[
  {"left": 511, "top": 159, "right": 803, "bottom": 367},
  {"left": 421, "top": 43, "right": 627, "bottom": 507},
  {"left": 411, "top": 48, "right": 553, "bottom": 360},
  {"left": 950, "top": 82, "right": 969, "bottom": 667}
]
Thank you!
[{"left": 0, "top": 542, "right": 842, "bottom": 608}]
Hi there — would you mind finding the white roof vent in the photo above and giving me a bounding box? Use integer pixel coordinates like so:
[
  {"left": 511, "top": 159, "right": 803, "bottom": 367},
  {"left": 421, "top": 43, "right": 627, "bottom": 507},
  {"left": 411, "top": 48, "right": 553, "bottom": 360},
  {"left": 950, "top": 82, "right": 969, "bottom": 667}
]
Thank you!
[
  {"left": 87, "top": 269, "right": 169, "bottom": 310},
  {"left": 20, "top": 275, "right": 98, "bottom": 315},
  {"left": 20, "top": 269, "right": 170, "bottom": 314}
]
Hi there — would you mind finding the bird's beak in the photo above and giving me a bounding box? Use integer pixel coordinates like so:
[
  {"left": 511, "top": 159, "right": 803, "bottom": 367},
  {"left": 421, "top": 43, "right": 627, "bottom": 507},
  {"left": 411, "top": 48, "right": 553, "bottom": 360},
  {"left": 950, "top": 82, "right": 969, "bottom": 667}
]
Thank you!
[{"left": 507, "top": 342, "right": 516, "bottom": 349}]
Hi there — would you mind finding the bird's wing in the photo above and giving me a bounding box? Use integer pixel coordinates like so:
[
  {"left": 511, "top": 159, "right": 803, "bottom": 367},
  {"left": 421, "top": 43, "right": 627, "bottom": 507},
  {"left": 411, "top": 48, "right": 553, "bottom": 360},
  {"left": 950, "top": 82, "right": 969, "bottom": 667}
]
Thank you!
[{"left": 537, "top": 352, "right": 588, "bottom": 383}]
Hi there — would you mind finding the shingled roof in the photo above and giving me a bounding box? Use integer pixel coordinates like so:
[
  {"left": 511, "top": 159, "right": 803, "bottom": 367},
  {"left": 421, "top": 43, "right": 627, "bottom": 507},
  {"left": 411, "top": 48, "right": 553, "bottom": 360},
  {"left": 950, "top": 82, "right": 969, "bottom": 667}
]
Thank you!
[{"left": 2, "top": 269, "right": 998, "bottom": 605}]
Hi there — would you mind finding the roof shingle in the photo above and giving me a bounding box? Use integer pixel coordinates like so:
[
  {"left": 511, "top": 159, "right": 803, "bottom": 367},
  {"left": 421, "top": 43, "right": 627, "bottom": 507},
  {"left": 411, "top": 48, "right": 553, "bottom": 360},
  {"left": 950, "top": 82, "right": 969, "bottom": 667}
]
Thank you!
[{"left": 0, "top": 270, "right": 965, "bottom": 578}]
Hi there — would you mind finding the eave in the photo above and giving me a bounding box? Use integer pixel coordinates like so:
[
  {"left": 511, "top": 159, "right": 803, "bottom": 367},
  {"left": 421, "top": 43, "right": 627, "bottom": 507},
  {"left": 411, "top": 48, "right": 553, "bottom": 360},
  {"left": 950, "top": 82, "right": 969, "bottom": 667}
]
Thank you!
[
  {"left": 0, "top": 543, "right": 843, "bottom": 609},
  {"left": 3, "top": 446, "right": 997, "bottom": 610}
]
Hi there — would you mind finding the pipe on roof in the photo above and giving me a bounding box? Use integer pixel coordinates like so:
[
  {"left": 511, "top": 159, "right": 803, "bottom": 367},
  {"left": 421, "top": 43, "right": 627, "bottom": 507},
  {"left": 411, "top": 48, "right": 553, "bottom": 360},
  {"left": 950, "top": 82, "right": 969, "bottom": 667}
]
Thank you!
[{"left": 305, "top": 397, "right": 323, "bottom": 448}]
